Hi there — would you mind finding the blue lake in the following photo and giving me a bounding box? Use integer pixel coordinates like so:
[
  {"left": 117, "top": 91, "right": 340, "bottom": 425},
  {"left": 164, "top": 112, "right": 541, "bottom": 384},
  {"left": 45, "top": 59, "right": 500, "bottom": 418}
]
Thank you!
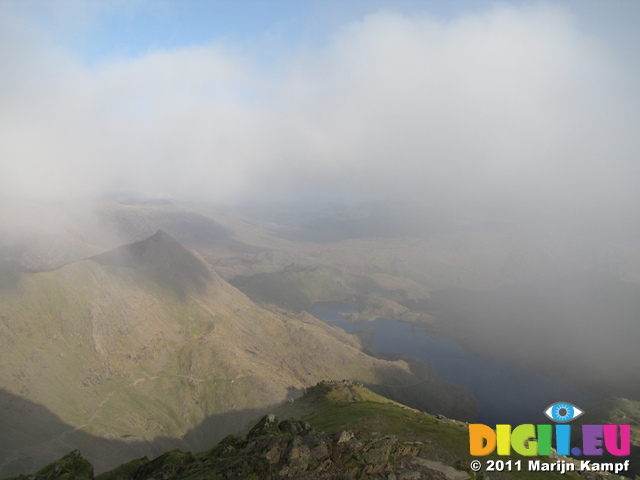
[{"left": 308, "top": 301, "right": 590, "bottom": 425}]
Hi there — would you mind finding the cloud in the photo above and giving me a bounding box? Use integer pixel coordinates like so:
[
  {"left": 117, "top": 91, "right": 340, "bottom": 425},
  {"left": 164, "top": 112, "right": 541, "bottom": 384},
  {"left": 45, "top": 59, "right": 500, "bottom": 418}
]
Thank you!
[
  {"left": 0, "top": 2, "right": 638, "bottom": 229},
  {"left": 259, "top": 6, "right": 639, "bottom": 213}
]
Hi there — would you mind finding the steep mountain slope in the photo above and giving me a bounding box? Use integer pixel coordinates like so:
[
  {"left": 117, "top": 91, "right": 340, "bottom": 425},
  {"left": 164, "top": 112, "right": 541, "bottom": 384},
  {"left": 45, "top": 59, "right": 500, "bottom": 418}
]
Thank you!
[
  {"left": 7, "top": 199, "right": 638, "bottom": 403},
  {"left": 0, "top": 231, "right": 476, "bottom": 476}
]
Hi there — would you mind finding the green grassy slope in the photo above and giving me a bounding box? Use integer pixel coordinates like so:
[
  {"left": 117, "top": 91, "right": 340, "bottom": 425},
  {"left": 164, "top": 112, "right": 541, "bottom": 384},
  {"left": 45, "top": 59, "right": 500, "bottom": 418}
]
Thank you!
[{"left": 271, "top": 381, "right": 589, "bottom": 480}]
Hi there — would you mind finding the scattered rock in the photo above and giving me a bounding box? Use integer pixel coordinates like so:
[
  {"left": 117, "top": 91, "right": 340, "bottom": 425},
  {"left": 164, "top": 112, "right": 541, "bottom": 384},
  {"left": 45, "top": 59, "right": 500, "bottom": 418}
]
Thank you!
[{"left": 247, "top": 413, "right": 279, "bottom": 438}]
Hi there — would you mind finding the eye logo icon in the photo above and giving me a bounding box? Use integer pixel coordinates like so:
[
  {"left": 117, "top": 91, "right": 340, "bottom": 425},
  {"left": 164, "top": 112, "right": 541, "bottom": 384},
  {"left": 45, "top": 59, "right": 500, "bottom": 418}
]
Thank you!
[{"left": 544, "top": 402, "right": 584, "bottom": 423}]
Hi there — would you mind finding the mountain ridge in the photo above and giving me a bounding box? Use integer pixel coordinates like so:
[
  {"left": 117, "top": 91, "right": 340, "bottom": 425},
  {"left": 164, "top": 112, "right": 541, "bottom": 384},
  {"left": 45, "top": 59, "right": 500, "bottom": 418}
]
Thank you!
[
  {"left": 0, "top": 231, "right": 477, "bottom": 476},
  {"left": 89, "top": 229, "right": 216, "bottom": 297}
]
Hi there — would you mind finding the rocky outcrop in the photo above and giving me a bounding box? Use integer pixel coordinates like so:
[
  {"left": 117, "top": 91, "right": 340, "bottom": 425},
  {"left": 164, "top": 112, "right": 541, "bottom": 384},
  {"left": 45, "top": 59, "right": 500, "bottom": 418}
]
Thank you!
[
  {"left": 4, "top": 415, "right": 474, "bottom": 480},
  {"left": 188, "top": 415, "right": 430, "bottom": 479},
  {"left": 88, "top": 414, "right": 475, "bottom": 480},
  {"left": 7, "top": 450, "right": 94, "bottom": 480}
]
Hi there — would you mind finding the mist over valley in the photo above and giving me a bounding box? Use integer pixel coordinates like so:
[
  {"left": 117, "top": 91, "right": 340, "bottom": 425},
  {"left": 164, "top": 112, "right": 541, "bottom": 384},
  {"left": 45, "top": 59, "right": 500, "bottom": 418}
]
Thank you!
[
  {"left": 1, "top": 1, "right": 639, "bottom": 478},
  {"left": 1, "top": 198, "right": 639, "bottom": 477}
]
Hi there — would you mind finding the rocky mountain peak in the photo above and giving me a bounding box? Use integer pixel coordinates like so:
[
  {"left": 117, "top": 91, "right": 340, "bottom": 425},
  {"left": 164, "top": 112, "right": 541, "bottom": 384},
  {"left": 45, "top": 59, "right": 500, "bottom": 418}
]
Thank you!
[{"left": 89, "top": 229, "right": 215, "bottom": 296}]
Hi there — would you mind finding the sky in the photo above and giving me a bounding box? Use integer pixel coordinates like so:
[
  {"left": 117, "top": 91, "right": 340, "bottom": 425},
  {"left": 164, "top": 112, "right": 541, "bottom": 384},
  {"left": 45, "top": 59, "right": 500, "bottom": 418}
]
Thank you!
[{"left": 1, "top": 0, "right": 639, "bottom": 231}]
